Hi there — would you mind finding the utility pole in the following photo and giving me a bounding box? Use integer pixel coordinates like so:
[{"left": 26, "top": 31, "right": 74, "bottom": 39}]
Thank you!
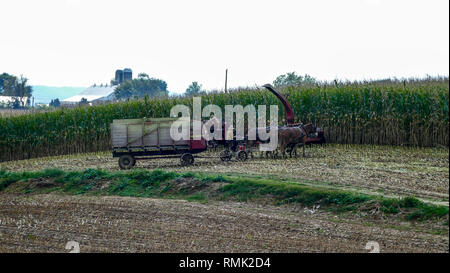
[{"left": 224, "top": 68, "right": 228, "bottom": 93}]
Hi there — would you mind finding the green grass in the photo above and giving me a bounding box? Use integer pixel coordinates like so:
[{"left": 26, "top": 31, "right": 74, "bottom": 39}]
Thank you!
[
  {"left": 0, "top": 168, "right": 448, "bottom": 222},
  {"left": 219, "top": 178, "right": 371, "bottom": 206},
  {"left": 186, "top": 193, "right": 208, "bottom": 203}
]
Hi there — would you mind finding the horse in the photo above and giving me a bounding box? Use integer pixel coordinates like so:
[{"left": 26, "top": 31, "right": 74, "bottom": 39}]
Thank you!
[
  {"left": 247, "top": 125, "right": 306, "bottom": 158},
  {"left": 246, "top": 123, "right": 313, "bottom": 158},
  {"left": 284, "top": 123, "right": 317, "bottom": 158},
  {"left": 276, "top": 126, "right": 304, "bottom": 158}
]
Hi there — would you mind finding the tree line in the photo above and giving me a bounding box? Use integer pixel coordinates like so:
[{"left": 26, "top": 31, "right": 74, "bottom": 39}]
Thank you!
[
  {"left": 114, "top": 71, "right": 317, "bottom": 98},
  {"left": 182, "top": 72, "right": 317, "bottom": 97}
]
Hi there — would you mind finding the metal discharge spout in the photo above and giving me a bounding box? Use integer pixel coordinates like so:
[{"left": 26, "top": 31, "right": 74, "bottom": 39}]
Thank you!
[{"left": 262, "top": 84, "right": 295, "bottom": 125}]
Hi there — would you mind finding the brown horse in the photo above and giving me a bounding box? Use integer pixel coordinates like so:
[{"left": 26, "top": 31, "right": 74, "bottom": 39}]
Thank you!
[
  {"left": 277, "top": 126, "right": 308, "bottom": 158},
  {"left": 286, "top": 123, "right": 317, "bottom": 157},
  {"left": 246, "top": 126, "right": 300, "bottom": 159},
  {"left": 246, "top": 123, "right": 319, "bottom": 158}
]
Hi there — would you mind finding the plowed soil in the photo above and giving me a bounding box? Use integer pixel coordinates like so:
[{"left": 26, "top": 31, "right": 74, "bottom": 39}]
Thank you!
[
  {"left": 0, "top": 144, "right": 448, "bottom": 252},
  {"left": 0, "top": 194, "right": 447, "bottom": 253}
]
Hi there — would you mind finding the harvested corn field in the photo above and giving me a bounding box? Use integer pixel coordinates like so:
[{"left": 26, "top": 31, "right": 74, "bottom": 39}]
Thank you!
[
  {"left": 0, "top": 194, "right": 448, "bottom": 253},
  {"left": 2, "top": 144, "right": 447, "bottom": 203},
  {"left": 0, "top": 144, "right": 448, "bottom": 253}
]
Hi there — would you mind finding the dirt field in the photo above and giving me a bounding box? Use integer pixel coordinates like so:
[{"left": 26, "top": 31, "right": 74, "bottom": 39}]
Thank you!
[
  {"left": 0, "top": 144, "right": 448, "bottom": 253},
  {"left": 1, "top": 144, "right": 448, "bottom": 203},
  {"left": 0, "top": 194, "right": 447, "bottom": 253},
  {"left": 0, "top": 108, "right": 46, "bottom": 118}
]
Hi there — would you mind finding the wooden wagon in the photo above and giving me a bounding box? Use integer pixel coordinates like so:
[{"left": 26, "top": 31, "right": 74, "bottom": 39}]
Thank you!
[{"left": 111, "top": 117, "right": 208, "bottom": 169}]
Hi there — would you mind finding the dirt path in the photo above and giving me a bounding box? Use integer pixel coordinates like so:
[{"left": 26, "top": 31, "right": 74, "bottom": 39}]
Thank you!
[{"left": 0, "top": 194, "right": 447, "bottom": 253}]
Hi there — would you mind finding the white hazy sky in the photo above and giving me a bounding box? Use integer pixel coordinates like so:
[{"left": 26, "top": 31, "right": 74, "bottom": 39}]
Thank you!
[{"left": 0, "top": 0, "right": 448, "bottom": 93}]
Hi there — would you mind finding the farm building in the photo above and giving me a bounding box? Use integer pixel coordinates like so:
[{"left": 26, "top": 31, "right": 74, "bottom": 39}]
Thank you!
[
  {"left": 62, "top": 68, "right": 132, "bottom": 105},
  {"left": 62, "top": 85, "right": 116, "bottom": 105},
  {"left": 113, "top": 68, "right": 132, "bottom": 85}
]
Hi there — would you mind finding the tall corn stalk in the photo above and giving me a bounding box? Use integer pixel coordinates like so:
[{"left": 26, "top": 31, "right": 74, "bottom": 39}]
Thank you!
[{"left": 0, "top": 78, "right": 448, "bottom": 162}]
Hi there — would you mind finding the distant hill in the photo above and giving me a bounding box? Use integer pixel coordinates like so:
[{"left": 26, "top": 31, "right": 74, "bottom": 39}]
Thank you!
[{"left": 32, "top": 86, "right": 86, "bottom": 104}]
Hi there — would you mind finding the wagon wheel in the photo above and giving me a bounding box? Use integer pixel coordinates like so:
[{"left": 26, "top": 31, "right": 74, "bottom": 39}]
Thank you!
[
  {"left": 219, "top": 150, "right": 232, "bottom": 162},
  {"left": 119, "top": 154, "right": 135, "bottom": 169},
  {"left": 236, "top": 150, "right": 248, "bottom": 162},
  {"left": 180, "top": 153, "right": 194, "bottom": 166}
]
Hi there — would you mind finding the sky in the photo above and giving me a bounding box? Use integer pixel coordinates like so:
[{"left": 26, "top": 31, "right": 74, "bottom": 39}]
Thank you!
[{"left": 0, "top": 0, "right": 448, "bottom": 94}]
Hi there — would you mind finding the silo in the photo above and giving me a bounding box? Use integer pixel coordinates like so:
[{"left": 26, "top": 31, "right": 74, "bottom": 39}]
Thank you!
[
  {"left": 123, "top": 68, "right": 132, "bottom": 82},
  {"left": 115, "top": 69, "right": 124, "bottom": 84}
]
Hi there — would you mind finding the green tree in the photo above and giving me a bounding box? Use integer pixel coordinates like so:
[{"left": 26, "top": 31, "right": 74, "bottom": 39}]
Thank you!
[
  {"left": 114, "top": 80, "right": 133, "bottom": 99},
  {"left": 49, "top": 98, "right": 61, "bottom": 108},
  {"left": 185, "top": 81, "right": 203, "bottom": 96},
  {"left": 0, "top": 73, "right": 17, "bottom": 95},
  {"left": 273, "top": 72, "right": 317, "bottom": 87},
  {"left": 137, "top": 73, "right": 149, "bottom": 79},
  {"left": 14, "top": 75, "right": 33, "bottom": 98},
  {"left": 114, "top": 73, "right": 168, "bottom": 100},
  {"left": 79, "top": 97, "right": 89, "bottom": 106},
  {"left": 0, "top": 73, "right": 33, "bottom": 107}
]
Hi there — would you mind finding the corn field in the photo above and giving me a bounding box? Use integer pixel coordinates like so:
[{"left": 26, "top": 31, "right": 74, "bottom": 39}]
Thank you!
[{"left": 0, "top": 78, "right": 448, "bottom": 162}]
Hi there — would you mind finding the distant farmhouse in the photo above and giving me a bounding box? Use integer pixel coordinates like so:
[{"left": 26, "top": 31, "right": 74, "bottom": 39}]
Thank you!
[{"left": 62, "top": 68, "right": 132, "bottom": 105}]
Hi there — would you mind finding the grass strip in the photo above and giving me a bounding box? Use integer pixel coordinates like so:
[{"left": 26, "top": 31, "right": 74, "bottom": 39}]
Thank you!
[{"left": 0, "top": 168, "right": 448, "bottom": 222}]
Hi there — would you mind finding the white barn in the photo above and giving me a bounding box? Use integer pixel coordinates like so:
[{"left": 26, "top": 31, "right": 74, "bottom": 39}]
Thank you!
[{"left": 62, "top": 86, "right": 116, "bottom": 105}]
